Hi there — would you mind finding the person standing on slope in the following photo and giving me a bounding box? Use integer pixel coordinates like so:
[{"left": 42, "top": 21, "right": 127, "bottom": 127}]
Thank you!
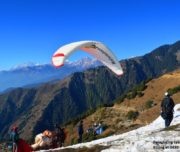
[
  {"left": 161, "top": 92, "right": 175, "bottom": 128},
  {"left": 77, "top": 120, "right": 84, "bottom": 143},
  {"left": 10, "top": 126, "right": 19, "bottom": 152}
]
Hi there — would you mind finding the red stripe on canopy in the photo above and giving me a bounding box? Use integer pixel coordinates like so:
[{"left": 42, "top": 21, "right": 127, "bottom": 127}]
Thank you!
[{"left": 53, "top": 53, "right": 65, "bottom": 57}]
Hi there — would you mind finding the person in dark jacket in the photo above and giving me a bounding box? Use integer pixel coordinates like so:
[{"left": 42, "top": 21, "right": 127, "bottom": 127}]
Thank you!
[
  {"left": 77, "top": 120, "right": 84, "bottom": 143},
  {"left": 161, "top": 92, "right": 175, "bottom": 128},
  {"left": 10, "top": 126, "right": 19, "bottom": 152}
]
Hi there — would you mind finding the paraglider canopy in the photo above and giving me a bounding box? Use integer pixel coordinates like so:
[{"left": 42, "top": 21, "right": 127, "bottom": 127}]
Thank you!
[{"left": 52, "top": 40, "right": 123, "bottom": 75}]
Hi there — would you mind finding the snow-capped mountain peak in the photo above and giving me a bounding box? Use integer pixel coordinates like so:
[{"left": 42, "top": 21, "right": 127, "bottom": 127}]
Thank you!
[
  {"left": 10, "top": 62, "right": 42, "bottom": 70},
  {"left": 66, "top": 57, "right": 101, "bottom": 68},
  {"left": 8, "top": 57, "right": 101, "bottom": 71},
  {"left": 0, "top": 57, "right": 101, "bottom": 92}
]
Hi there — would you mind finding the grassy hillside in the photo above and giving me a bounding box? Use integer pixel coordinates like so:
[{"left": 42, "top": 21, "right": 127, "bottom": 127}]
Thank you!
[{"left": 63, "top": 70, "right": 180, "bottom": 146}]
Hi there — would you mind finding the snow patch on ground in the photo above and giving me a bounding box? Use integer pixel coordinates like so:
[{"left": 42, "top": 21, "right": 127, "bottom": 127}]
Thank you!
[{"left": 39, "top": 104, "right": 180, "bottom": 152}]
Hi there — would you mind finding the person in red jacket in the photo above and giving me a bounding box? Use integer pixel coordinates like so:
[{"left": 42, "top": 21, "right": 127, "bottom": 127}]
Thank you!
[
  {"left": 17, "top": 139, "right": 32, "bottom": 152},
  {"left": 10, "top": 125, "right": 32, "bottom": 152}
]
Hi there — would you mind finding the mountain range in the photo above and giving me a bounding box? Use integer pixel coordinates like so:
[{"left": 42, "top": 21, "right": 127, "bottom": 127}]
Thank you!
[
  {"left": 0, "top": 57, "right": 101, "bottom": 92},
  {"left": 0, "top": 41, "right": 180, "bottom": 141}
]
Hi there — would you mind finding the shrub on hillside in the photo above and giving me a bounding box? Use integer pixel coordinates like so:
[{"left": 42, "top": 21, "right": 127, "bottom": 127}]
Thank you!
[
  {"left": 103, "top": 103, "right": 114, "bottom": 107},
  {"left": 126, "top": 91, "right": 137, "bottom": 99},
  {"left": 115, "top": 94, "right": 126, "bottom": 103},
  {"left": 145, "top": 100, "right": 154, "bottom": 109},
  {"left": 126, "top": 110, "right": 139, "bottom": 120},
  {"left": 134, "top": 81, "right": 147, "bottom": 92},
  {"left": 167, "top": 85, "right": 180, "bottom": 95},
  {"left": 137, "top": 92, "right": 144, "bottom": 97}
]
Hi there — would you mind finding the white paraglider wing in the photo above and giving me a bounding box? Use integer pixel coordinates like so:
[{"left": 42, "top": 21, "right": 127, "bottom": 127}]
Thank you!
[{"left": 52, "top": 41, "right": 123, "bottom": 75}]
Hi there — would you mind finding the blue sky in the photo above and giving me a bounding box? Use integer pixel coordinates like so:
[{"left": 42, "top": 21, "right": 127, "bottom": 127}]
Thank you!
[{"left": 0, "top": 0, "right": 180, "bottom": 70}]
